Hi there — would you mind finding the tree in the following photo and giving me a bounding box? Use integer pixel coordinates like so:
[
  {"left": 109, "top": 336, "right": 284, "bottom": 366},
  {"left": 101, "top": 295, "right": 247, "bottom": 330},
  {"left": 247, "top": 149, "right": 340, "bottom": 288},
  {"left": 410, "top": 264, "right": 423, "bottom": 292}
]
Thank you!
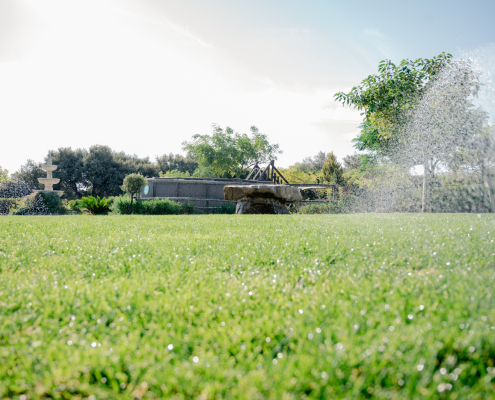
[
  {"left": 396, "top": 60, "right": 486, "bottom": 211},
  {"left": 121, "top": 173, "right": 147, "bottom": 214},
  {"left": 51, "top": 147, "right": 87, "bottom": 199},
  {"left": 342, "top": 153, "right": 362, "bottom": 171},
  {"left": 156, "top": 153, "right": 198, "bottom": 175},
  {"left": 0, "top": 166, "right": 8, "bottom": 183},
  {"left": 182, "top": 124, "right": 282, "bottom": 178},
  {"left": 320, "top": 152, "right": 344, "bottom": 185},
  {"left": 334, "top": 52, "right": 454, "bottom": 153},
  {"left": 83, "top": 145, "right": 116, "bottom": 197},
  {"left": 334, "top": 53, "right": 486, "bottom": 212},
  {"left": 293, "top": 152, "right": 327, "bottom": 173},
  {"left": 12, "top": 159, "right": 45, "bottom": 190}
]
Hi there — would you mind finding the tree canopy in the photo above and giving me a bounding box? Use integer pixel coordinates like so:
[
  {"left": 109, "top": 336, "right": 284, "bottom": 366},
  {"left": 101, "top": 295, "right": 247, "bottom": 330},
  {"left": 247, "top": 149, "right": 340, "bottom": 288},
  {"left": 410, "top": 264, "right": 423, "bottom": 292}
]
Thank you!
[
  {"left": 182, "top": 125, "right": 282, "bottom": 178},
  {"left": 0, "top": 166, "right": 8, "bottom": 184},
  {"left": 334, "top": 52, "right": 454, "bottom": 153}
]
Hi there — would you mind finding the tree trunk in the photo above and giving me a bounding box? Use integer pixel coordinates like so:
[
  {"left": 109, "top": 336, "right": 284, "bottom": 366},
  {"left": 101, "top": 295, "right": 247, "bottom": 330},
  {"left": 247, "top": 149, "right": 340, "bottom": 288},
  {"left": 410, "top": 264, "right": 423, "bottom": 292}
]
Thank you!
[
  {"left": 422, "top": 160, "right": 428, "bottom": 213},
  {"left": 128, "top": 195, "right": 134, "bottom": 215}
]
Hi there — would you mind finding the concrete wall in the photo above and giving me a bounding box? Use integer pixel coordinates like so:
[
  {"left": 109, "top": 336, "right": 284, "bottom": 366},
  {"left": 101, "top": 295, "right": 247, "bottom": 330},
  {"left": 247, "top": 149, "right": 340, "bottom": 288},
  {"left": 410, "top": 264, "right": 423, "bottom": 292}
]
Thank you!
[{"left": 140, "top": 178, "right": 263, "bottom": 210}]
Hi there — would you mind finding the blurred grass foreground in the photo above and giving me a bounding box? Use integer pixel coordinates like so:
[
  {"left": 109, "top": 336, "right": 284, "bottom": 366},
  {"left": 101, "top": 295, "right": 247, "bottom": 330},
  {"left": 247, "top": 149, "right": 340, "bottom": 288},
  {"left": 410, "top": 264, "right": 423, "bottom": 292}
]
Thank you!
[{"left": 1, "top": 214, "right": 494, "bottom": 399}]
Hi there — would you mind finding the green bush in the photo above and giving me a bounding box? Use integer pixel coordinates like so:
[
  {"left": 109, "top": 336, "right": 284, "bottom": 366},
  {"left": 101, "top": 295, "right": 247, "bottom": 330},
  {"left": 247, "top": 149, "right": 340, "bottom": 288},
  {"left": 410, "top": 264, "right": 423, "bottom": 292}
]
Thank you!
[
  {"left": 13, "top": 192, "right": 69, "bottom": 215},
  {"left": 67, "top": 200, "right": 82, "bottom": 213},
  {"left": 111, "top": 196, "right": 195, "bottom": 215},
  {"left": 0, "top": 198, "right": 20, "bottom": 215},
  {"left": 77, "top": 196, "right": 112, "bottom": 215},
  {"left": 12, "top": 193, "right": 51, "bottom": 215}
]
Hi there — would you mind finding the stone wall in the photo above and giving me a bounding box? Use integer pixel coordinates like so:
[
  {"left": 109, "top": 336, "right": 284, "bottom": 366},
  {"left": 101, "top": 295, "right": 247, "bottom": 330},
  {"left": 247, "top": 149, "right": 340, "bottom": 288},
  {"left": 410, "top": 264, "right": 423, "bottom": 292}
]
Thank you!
[{"left": 140, "top": 178, "right": 266, "bottom": 210}]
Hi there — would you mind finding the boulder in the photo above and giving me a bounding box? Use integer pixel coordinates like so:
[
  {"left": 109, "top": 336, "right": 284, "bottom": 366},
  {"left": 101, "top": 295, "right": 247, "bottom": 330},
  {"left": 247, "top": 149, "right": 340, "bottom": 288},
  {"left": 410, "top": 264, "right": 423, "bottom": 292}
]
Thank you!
[{"left": 223, "top": 185, "right": 302, "bottom": 214}]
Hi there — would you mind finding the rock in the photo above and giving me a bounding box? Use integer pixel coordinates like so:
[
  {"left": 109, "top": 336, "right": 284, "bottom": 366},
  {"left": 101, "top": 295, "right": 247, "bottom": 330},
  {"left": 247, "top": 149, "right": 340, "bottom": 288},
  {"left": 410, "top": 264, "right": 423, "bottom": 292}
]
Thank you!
[{"left": 224, "top": 185, "right": 302, "bottom": 214}]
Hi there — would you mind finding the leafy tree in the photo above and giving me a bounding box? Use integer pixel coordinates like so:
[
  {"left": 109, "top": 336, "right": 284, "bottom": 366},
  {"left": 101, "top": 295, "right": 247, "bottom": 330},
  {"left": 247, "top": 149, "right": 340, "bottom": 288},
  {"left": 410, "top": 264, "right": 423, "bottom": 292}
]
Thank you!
[
  {"left": 342, "top": 153, "right": 362, "bottom": 171},
  {"left": 83, "top": 145, "right": 116, "bottom": 197},
  {"left": 121, "top": 173, "right": 147, "bottom": 214},
  {"left": 320, "top": 152, "right": 344, "bottom": 185},
  {"left": 0, "top": 166, "right": 8, "bottom": 183},
  {"left": 51, "top": 147, "right": 87, "bottom": 199},
  {"left": 334, "top": 52, "right": 454, "bottom": 152},
  {"left": 293, "top": 152, "right": 327, "bottom": 173},
  {"left": 12, "top": 159, "right": 45, "bottom": 190},
  {"left": 182, "top": 124, "right": 282, "bottom": 178},
  {"left": 156, "top": 153, "right": 198, "bottom": 176},
  {"left": 335, "top": 53, "right": 487, "bottom": 212}
]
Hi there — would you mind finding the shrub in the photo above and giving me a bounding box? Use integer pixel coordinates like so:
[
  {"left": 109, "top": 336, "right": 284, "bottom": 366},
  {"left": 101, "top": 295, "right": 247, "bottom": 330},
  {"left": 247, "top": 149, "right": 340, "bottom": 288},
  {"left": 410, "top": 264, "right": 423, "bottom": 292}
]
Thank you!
[
  {"left": 298, "top": 195, "right": 358, "bottom": 214},
  {"left": 299, "top": 202, "right": 339, "bottom": 214},
  {"left": 0, "top": 198, "right": 21, "bottom": 215},
  {"left": 111, "top": 196, "right": 195, "bottom": 215},
  {"left": 77, "top": 196, "right": 112, "bottom": 215},
  {"left": 12, "top": 192, "right": 69, "bottom": 215},
  {"left": 68, "top": 200, "right": 82, "bottom": 213},
  {"left": 0, "top": 178, "right": 32, "bottom": 198},
  {"left": 12, "top": 194, "right": 50, "bottom": 215}
]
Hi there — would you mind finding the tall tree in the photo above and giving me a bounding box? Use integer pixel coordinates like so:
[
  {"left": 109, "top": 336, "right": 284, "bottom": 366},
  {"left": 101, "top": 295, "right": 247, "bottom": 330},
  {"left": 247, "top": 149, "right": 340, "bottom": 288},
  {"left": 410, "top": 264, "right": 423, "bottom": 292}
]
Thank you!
[
  {"left": 182, "top": 124, "right": 282, "bottom": 178},
  {"left": 334, "top": 53, "right": 486, "bottom": 211},
  {"left": 334, "top": 52, "right": 454, "bottom": 153},
  {"left": 83, "top": 145, "right": 116, "bottom": 197},
  {"left": 293, "top": 152, "right": 327, "bottom": 173},
  {"left": 0, "top": 166, "right": 8, "bottom": 183},
  {"left": 156, "top": 153, "right": 198, "bottom": 175},
  {"left": 320, "top": 152, "right": 344, "bottom": 185},
  {"left": 12, "top": 159, "right": 45, "bottom": 190},
  {"left": 51, "top": 147, "right": 87, "bottom": 199}
]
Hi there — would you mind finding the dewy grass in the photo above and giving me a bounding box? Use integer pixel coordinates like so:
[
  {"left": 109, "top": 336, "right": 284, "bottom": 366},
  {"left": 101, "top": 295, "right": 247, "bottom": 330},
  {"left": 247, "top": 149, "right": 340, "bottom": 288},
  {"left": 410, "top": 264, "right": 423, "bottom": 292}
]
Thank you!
[{"left": 0, "top": 214, "right": 494, "bottom": 399}]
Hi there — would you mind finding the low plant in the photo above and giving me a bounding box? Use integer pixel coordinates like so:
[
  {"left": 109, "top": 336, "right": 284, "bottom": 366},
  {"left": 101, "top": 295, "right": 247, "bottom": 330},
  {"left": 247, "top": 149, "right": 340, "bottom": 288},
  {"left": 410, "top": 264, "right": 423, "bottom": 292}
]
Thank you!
[
  {"left": 299, "top": 201, "right": 340, "bottom": 214},
  {"left": 67, "top": 200, "right": 82, "bottom": 213},
  {"left": 77, "top": 196, "right": 112, "bottom": 215},
  {"left": 0, "top": 198, "right": 20, "bottom": 215},
  {"left": 111, "top": 196, "right": 194, "bottom": 215},
  {"left": 12, "top": 194, "right": 50, "bottom": 215}
]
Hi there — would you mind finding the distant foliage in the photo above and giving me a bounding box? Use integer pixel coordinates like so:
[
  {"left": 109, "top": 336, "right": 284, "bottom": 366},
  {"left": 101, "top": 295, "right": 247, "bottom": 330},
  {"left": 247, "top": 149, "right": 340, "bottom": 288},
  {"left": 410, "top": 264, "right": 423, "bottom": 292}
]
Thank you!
[
  {"left": 11, "top": 160, "right": 44, "bottom": 190},
  {"left": 111, "top": 196, "right": 195, "bottom": 215},
  {"left": 156, "top": 153, "right": 198, "bottom": 176},
  {"left": 0, "top": 178, "right": 32, "bottom": 199},
  {"left": 77, "top": 196, "right": 112, "bottom": 215},
  {"left": 292, "top": 152, "right": 327, "bottom": 173},
  {"left": 159, "top": 170, "right": 191, "bottom": 178},
  {"left": 320, "top": 152, "right": 345, "bottom": 185},
  {"left": 0, "top": 166, "right": 8, "bottom": 184}
]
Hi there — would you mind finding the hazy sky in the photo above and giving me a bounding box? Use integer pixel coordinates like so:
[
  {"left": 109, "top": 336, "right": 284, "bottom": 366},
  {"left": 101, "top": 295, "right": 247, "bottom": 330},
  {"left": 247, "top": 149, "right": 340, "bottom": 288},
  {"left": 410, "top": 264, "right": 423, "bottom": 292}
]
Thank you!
[{"left": 1, "top": 0, "right": 494, "bottom": 173}]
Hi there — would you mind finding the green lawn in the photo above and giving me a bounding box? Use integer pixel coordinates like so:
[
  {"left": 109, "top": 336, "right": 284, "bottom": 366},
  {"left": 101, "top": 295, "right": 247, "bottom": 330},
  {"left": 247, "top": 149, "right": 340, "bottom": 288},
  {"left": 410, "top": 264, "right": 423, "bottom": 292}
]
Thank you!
[{"left": 1, "top": 214, "right": 494, "bottom": 399}]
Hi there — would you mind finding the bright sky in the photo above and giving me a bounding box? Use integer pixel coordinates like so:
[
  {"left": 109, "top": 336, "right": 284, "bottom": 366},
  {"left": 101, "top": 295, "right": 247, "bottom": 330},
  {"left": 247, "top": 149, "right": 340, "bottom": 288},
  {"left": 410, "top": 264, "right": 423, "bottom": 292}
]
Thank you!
[{"left": 1, "top": 0, "right": 494, "bottom": 173}]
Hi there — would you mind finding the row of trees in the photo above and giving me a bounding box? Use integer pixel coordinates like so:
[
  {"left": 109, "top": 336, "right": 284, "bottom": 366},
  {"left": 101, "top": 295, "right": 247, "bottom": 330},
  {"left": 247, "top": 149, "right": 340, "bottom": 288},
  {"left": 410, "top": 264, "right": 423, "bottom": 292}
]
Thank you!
[{"left": 6, "top": 125, "right": 282, "bottom": 199}]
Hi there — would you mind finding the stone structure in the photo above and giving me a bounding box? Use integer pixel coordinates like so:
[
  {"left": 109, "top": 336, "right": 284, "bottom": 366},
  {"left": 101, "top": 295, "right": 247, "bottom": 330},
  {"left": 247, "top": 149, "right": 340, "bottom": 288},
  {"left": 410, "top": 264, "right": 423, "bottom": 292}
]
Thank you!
[
  {"left": 223, "top": 184, "right": 302, "bottom": 214},
  {"left": 34, "top": 155, "right": 63, "bottom": 197},
  {"left": 140, "top": 177, "right": 273, "bottom": 211}
]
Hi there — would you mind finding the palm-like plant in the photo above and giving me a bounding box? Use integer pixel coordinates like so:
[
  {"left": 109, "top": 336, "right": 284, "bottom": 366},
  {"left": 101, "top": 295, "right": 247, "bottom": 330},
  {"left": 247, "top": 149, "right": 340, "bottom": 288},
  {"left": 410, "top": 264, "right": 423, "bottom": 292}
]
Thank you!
[{"left": 77, "top": 196, "right": 112, "bottom": 215}]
